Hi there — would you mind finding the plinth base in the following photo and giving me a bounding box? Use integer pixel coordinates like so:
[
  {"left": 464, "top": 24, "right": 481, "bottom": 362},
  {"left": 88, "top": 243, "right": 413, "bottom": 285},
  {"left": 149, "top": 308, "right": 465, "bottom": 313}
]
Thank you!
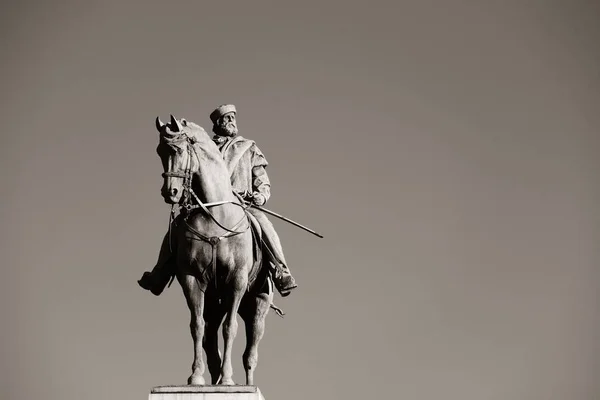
[{"left": 149, "top": 386, "right": 265, "bottom": 400}]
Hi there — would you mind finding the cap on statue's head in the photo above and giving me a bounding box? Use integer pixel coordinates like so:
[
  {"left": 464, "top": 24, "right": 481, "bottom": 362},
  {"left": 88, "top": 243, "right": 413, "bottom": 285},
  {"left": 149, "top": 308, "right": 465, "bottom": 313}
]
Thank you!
[{"left": 210, "top": 104, "right": 237, "bottom": 124}]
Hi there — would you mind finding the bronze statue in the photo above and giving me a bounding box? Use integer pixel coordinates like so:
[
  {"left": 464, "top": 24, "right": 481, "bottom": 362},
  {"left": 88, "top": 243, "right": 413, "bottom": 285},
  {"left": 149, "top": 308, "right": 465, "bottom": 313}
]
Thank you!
[
  {"left": 139, "top": 105, "right": 297, "bottom": 297},
  {"left": 147, "top": 114, "right": 274, "bottom": 385},
  {"left": 139, "top": 107, "right": 324, "bottom": 387}
]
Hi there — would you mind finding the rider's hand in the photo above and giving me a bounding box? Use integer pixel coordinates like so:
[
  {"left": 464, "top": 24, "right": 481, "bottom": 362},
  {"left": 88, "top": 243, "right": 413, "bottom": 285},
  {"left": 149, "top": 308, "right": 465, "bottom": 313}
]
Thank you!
[
  {"left": 252, "top": 192, "right": 266, "bottom": 206},
  {"left": 238, "top": 190, "right": 251, "bottom": 201}
]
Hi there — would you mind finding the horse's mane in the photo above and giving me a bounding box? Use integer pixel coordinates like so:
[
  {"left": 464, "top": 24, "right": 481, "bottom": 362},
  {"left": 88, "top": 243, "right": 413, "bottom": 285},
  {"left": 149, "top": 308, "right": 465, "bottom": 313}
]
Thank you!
[
  {"left": 180, "top": 119, "right": 208, "bottom": 141},
  {"left": 159, "top": 118, "right": 214, "bottom": 151}
]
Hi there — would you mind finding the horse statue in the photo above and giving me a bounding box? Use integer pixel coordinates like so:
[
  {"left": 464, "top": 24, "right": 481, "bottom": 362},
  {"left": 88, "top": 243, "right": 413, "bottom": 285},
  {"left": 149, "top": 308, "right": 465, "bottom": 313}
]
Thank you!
[{"left": 154, "top": 114, "right": 275, "bottom": 386}]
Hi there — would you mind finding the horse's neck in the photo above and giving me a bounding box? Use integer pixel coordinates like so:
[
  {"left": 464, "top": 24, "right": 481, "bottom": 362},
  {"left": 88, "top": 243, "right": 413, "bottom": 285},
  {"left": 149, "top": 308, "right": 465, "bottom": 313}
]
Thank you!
[
  {"left": 192, "top": 163, "right": 234, "bottom": 204},
  {"left": 190, "top": 165, "right": 242, "bottom": 232},
  {"left": 188, "top": 143, "right": 243, "bottom": 227}
]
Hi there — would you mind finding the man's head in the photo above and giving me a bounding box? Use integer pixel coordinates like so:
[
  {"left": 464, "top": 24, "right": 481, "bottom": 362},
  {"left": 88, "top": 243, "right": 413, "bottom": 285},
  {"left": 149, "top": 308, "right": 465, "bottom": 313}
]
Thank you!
[{"left": 210, "top": 104, "right": 238, "bottom": 137}]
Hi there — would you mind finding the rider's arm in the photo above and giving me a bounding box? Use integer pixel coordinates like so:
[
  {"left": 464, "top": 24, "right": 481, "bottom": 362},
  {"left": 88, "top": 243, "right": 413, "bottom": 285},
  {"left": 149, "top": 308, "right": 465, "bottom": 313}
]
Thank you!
[
  {"left": 251, "top": 144, "right": 271, "bottom": 205},
  {"left": 252, "top": 165, "right": 271, "bottom": 205}
]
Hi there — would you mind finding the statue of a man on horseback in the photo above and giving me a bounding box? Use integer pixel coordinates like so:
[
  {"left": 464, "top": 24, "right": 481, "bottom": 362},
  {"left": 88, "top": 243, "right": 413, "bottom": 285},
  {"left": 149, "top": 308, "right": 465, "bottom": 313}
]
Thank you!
[
  {"left": 138, "top": 104, "right": 298, "bottom": 297},
  {"left": 139, "top": 107, "right": 322, "bottom": 387}
]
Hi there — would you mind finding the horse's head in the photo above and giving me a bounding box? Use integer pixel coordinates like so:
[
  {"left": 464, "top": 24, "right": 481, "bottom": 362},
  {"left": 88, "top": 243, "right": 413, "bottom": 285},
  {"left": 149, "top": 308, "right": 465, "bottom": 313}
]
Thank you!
[{"left": 155, "top": 114, "right": 213, "bottom": 204}]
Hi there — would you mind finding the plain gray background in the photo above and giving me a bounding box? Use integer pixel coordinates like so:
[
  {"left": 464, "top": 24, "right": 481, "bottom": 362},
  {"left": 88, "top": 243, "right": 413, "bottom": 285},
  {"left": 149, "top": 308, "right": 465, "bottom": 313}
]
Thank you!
[{"left": 1, "top": 1, "right": 599, "bottom": 399}]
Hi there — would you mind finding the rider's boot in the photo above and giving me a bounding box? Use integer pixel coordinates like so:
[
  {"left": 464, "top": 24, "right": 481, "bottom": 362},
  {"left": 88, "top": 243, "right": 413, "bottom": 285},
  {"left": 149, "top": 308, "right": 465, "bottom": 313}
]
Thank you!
[
  {"left": 260, "top": 225, "right": 298, "bottom": 297},
  {"left": 138, "top": 232, "right": 176, "bottom": 296},
  {"left": 270, "top": 259, "right": 298, "bottom": 297}
]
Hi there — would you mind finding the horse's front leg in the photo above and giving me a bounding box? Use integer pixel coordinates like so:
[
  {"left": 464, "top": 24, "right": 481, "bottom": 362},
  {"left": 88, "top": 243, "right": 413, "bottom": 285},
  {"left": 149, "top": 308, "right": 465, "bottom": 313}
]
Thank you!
[
  {"left": 178, "top": 273, "right": 206, "bottom": 385},
  {"left": 240, "top": 290, "right": 271, "bottom": 386},
  {"left": 220, "top": 273, "right": 248, "bottom": 385},
  {"left": 203, "top": 295, "right": 226, "bottom": 384}
]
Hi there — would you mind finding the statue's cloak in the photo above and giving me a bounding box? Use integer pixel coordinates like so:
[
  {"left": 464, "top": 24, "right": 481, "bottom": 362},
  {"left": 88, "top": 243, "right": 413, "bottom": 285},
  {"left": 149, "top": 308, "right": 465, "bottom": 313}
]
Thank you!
[{"left": 214, "top": 135, "right": 270, "bottom": 197}]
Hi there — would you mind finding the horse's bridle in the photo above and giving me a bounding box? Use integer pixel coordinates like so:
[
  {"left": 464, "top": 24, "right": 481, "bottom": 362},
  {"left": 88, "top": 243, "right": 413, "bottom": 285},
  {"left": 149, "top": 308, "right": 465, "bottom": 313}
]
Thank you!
[{"left": 162, "top": 134, "right": 252, "bottom": 288}]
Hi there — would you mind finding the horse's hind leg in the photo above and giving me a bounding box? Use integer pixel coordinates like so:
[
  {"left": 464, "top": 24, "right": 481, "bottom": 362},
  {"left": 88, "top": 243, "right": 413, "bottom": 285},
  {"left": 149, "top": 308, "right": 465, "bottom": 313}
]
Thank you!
[
  {"left": 203, "top": 295, "right": 226, "bottom": 384},
  {"left": 240, "top": 290, "right": 271, "bottom": 385},
  {"left": 220, "top": 274, "right": 248, "bottom": 385},
  {"left": 178, "top": 273, "right": 206, "bottom": 385}
]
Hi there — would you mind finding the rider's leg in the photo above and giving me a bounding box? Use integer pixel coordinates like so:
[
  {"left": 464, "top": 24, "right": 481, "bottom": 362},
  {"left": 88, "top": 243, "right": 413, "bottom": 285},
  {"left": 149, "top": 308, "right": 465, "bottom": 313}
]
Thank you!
[{"left": 247, "top": 208, "right": 297, "bottom": 296}]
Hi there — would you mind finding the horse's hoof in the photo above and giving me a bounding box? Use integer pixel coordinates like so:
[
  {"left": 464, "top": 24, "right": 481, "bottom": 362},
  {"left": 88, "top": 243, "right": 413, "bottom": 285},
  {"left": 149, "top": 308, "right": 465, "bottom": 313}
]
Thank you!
[
  {"left": 188, "top": 373, "right": 205, "bottom": 385},
  {"left": 220, "top": 377, "right": 235, "bottom": 385}
]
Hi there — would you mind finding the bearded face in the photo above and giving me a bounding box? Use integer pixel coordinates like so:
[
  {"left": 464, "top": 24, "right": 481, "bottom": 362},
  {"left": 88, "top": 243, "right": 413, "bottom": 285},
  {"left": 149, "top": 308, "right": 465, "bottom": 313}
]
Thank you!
[{"left": 214, "top": 112, "right": 238, "bottom": 137}]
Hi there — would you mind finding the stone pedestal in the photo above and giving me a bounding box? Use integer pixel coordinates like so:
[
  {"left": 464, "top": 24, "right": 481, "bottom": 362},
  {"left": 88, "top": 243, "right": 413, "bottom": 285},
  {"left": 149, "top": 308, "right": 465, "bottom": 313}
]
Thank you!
[{"left": 148, "top": 386, "right": 265, "bottom": 400}]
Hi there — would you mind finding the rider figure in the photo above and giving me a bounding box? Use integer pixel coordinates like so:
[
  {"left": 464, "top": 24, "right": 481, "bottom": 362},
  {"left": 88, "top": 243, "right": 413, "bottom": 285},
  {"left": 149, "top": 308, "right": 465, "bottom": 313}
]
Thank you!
[{"left": 138, "top": 104, "right": 298, "bottom": 297}]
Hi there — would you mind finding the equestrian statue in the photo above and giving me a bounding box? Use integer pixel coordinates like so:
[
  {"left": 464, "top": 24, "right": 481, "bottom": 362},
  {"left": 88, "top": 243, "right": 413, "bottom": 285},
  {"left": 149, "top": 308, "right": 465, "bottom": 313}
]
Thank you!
[{"left": 138, "top": 105, "right": 321, "bottom": 386}]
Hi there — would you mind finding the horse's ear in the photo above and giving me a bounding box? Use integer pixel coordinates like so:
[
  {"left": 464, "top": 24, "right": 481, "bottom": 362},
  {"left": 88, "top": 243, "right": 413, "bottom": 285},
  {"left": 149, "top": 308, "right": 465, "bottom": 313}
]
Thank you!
[
  {"left": 170, "top": 114, "right": 182, "bottom": 132},
  {"left": 155, "top": 116, "right": 164, "bottom": 133}
]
